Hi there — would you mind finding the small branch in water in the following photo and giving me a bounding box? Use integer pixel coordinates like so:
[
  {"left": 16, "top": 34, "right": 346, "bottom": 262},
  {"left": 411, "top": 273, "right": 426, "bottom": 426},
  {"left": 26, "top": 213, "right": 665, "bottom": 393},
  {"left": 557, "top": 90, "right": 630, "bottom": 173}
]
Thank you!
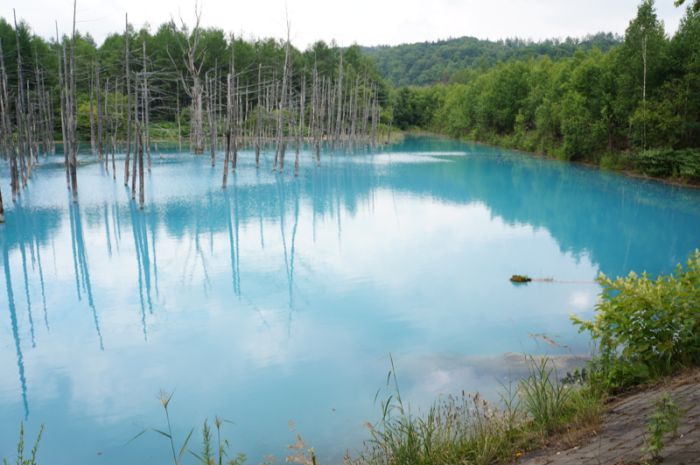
[{"left": 510, "top": 275, "right": 596, "bottom": 285}]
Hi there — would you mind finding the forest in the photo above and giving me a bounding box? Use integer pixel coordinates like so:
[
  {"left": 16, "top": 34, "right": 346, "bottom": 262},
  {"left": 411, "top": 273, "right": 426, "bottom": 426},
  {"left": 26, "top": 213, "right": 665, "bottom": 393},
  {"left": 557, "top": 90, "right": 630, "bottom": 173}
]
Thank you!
[
  {"left": 0, "top": 5, "right": 389, "bottom": 219},
  {"left": 390, "top": 0, "right": 700, "bottom": 183},
  {"left": 362, "top": 33, "right": 622, "bottom": 86}
]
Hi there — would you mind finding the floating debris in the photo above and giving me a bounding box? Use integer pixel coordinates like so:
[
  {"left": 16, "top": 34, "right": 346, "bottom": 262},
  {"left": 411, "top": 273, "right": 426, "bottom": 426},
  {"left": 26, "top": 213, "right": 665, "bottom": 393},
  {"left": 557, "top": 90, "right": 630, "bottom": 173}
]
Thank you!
[{"left": 510, "top": 274, "right": 532, "bottom": 283}]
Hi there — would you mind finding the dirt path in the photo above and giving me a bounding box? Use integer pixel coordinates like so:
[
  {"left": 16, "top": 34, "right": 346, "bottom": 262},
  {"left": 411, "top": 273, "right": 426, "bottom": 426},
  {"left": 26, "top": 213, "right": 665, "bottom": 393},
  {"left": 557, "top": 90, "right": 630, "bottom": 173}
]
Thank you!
[{"left": 518, "top": 371, "right": 700, "bottom": 465}]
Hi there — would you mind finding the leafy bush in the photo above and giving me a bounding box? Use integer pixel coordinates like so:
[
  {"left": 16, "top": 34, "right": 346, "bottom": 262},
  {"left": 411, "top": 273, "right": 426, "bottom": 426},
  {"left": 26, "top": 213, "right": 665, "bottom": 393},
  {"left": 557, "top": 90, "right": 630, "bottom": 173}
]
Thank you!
[
  {"left": 630, "top": 149, "right": 700, "bottom": 181},
  {"left": 572, "top": 250, "right": 700, "bottom": 390}
]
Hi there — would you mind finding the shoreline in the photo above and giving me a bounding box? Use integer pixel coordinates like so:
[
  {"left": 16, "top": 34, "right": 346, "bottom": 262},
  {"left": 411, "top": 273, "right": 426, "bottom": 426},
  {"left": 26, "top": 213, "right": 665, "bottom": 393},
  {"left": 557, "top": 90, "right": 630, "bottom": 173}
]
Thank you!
[{"left": 403, "top": 129, "right": 700, "bottom": 190}]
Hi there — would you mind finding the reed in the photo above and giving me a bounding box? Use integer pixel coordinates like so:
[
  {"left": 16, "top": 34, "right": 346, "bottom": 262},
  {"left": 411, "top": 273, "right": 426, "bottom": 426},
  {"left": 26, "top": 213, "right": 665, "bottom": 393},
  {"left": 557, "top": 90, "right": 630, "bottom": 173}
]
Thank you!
[{"left": 2, "top": 422, "right": 44, "bottom": 465}]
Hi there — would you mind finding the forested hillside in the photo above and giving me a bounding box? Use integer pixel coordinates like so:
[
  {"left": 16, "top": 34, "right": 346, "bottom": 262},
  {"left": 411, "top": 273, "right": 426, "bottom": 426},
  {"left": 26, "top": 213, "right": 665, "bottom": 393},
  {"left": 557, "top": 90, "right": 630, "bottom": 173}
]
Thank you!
[
  {"left": 361, "top": 33, "right": 621, "bottom": 86},
  {"left": 387, "top": 0, "right": 700, "bottom": 183}
]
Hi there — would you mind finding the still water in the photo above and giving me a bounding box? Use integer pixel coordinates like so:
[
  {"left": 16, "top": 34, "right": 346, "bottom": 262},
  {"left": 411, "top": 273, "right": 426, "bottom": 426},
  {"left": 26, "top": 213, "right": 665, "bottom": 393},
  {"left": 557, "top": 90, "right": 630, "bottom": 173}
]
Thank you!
[{"left": 1, "top": 136, "right": 699, "bottom": 463}]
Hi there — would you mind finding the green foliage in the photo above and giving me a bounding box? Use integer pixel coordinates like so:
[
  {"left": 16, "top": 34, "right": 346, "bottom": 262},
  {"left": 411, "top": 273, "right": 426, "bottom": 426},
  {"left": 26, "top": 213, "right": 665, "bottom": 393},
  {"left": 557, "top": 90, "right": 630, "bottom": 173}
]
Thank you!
[
  {"left": 676, "top": 0, "right": 700, "bottom": 14},
  {"left": 389, "top": 1, "right": 700, "bottom": 178},
  {"left": 0, "top": 15, "right": 387, "bottom": 134},
  {"left": 2, "top": 423, "right": 44, "bottom": 465},
  {"left": 644, "top": 393, "right": 683, "bottom": 461},
  {"left": 572, "top": 250, "right": 700, "bottom": 390},
  {"left": 363, "top": 33, "right": 621, "bottom": 86},
  {"left": 630, "top": 149, "right": 700, "bottom": 181}
]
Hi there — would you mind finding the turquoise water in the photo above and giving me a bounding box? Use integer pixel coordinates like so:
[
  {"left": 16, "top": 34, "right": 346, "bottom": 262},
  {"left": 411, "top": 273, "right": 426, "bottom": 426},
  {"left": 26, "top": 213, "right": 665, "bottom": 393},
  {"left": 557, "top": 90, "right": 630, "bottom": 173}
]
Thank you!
[{"left": 1, "top": 136, "right": 699, "bottom": 463}]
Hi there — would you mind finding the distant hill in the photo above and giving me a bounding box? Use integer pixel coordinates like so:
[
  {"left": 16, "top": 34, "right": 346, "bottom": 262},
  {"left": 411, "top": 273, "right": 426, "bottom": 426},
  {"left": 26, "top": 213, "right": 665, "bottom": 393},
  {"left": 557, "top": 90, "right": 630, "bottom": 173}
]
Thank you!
[{"left": 361, "top": 33, "right": 622, "bottom": 86}]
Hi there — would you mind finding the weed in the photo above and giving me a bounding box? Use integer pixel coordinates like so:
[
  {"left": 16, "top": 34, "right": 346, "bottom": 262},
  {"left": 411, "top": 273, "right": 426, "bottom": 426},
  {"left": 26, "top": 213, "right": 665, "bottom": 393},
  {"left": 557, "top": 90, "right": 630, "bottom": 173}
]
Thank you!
[
  {"left": 2, "top": 423, "right": 44, "bottom": 465},
  {"left": 644, "top": 393, "right": 683, "bottom": 462},
  {"left": 519, "top": 356, "right": 571, "bottom": 434}
]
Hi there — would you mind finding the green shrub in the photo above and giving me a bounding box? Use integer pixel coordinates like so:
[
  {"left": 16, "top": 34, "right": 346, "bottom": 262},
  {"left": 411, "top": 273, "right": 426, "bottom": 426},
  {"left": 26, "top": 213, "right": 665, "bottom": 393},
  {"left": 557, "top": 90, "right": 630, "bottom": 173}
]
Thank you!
[
  {"left": 572, "top": 250, "right": 700, "bottom": 390},
  {"left": 630, "top": 149, "right": 700, "bottom": 181},
  {"left": 599, "top": 152, "right": 628, "bottom": 171}
]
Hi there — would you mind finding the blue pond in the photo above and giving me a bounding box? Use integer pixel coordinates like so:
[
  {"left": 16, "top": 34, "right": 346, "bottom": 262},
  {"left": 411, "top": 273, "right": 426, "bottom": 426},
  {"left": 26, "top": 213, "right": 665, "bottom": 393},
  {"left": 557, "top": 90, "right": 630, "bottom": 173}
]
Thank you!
[{"left": 1, "top": 136, "right": 699, "bottom": 463}]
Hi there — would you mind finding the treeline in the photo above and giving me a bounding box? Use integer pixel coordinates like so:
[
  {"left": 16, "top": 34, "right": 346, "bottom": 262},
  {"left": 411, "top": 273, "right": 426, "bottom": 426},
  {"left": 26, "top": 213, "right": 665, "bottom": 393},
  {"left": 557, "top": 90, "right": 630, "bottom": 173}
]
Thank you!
[
  {"left": 390, "top": 1, "right": 700, "bottom": 182},
  {"left": 0, "top": 6, "right": 390, "bottom": 215},
  {"left": 362, "top": 33, "right": 621, "bottom": 86},
  {"left": 0, "top": 14, "right": 388, "bottom": 141}
]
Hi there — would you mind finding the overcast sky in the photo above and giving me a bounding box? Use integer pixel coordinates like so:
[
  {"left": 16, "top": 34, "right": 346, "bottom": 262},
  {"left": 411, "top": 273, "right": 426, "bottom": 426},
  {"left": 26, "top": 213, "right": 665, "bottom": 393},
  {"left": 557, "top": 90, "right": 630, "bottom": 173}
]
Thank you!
[{"left": 1, "top": 0, "right": 688, "bottom": 49}]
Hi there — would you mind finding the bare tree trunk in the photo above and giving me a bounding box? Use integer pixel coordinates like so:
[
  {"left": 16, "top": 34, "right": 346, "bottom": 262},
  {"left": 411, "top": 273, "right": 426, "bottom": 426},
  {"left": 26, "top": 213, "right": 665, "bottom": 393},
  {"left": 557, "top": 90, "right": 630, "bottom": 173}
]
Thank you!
[
  {"left": 295, "top": 72, "right": 305, "bottom": 176},
  {"left": 0, "top": 38, "right": 10, "bottom": 163},
  {"left": 131, "top": 72, "right": 138, "bottom": 200},
  {"left": 334, "top": 54, "right": 343, "bottom": 147},
  {"left": 13, "top": 10, "right": 29, "bottom": 188},
  {"left": 138, "top": 124, "right": 144, "bottom": 208},
  {"left": 176, "top": 80, "right": 182, "bottom": 151},
  {"left": 96, "top": 61, "right": 103, "bottom": 160},
  {"left": 230, "top": 38, "right": 238, "bottom": 172},
  {"left": 222, "top": 70, "right": 231, "bottom": 188},
  {"left": 206, "top": 73, "right": 216, "bottom": 166},
  {"left": 274, "top": 22, "right": 291, "bottom": 171},
  {"left": 255, "top": 63, "right": 262, "bottom": 167},
  {"left": 124, "top": 13, "right": 132, "bottom": 186},
  {"left": 68, "top": 0, "right": 78, "bottom": 201},
  {"left": 55, "top": 23, "right": 69, "bottom": 188},
  {"left": 142, "top": 41, "right": 150, "bottom": 171},
  {"left": 642, "top": 33, "right": 647, "bottom": 150},
  {"left": 89, "top": 69, "right": 96, "bottom": 155},
  {"left": 191, "top": 77, "right": 204, "bottom": 154},
  {"left": 111, "top": 77, "right": 119, "bottom": 178}
]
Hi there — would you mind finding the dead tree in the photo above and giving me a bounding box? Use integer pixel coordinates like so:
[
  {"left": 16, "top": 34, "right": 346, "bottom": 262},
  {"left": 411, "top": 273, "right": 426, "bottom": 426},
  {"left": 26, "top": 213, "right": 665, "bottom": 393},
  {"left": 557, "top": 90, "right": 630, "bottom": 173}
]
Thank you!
[
  {"left": 55, "top": 23, "right": 68, "bottom": 188},
  {"left": 295, "top": 71, "right": 306, "bottom": 176},
  {"left": 89, "top": 70, "right": 96, "bottom": 155},
  {"left": 68, "top": 0, "right": 79, "bottom": 201},
  {"left": 142, "top": 41, "right": 151, "bottom": 170},
  {"left": 274, "top": 20, "right": 291, "bottom": 171},
  {"left": 205, "top": 71, "right": 216, "bottom": 166},
  {"left": 137, "top": 125, "right": 144, "bottom": 209},
  {"left": 124, "top": 14, "right": 132, "bottom": 186},
  {"left": 14, "top": 10, "right": 29, "bottom": 188},
  {"left": 170, "top": 6, "right": 205, "bottom": 154},
  {"left": 255, "top": 63, "right": 262, "bottom": 167},
  {"left": 96, "top": 61, "right": 103, "bottom": 159},
  {"left": 222, "top": 71, "right": 231, "bottom": 188}
]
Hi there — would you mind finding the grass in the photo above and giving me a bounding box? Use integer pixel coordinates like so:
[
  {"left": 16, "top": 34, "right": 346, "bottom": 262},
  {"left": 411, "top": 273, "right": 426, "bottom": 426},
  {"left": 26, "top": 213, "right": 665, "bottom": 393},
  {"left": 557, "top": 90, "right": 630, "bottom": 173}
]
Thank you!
[{"left": 352, "top": 355, "right": 603, "bottom": 465}]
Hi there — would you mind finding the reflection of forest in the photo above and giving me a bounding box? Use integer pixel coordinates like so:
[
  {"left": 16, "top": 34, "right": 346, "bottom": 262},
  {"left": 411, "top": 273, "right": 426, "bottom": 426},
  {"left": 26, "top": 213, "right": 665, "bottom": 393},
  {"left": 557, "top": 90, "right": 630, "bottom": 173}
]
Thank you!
[
  {"left": 3, "top": 138, "right": 700, "bottom": 301},
  {"left": 3, "top": 138, "right": 700, "bottom": 417}
]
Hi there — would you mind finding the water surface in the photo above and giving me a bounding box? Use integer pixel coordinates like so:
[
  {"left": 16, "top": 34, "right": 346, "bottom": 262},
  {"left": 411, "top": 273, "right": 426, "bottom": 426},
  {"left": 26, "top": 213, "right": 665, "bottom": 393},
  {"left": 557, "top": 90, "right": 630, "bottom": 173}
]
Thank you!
[{"left": 1, "top": 136, "right": 699, "bottom": 463}]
